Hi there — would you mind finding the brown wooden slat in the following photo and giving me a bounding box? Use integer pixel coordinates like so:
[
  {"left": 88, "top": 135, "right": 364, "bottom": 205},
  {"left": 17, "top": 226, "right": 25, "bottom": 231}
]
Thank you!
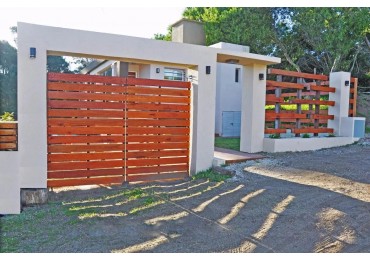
[
  {"left": 264, "top": 129, "right": 287, "bottom": 134},
  {"left": 127, "top": 135, "right": 189, "bottom": 143},
  {"left": 292, "top": 128, "right": 334, "bottom": 134},
  {"left": 127, "top": 172, "right": 189, "bottom": 183},
  {"left": 126, "top": 119, "right": 190, "bottom": 127},
  {"left": 49, "top": 144, "right": 125, "bottom": 153},
  {"left": 310, "top": 86, "right": 336, "bottom": 93},
  {"left": 127, "top": 77, "right": 191, "bottom": 89},
  {"left": 266, "top": 80, "right": 304, "bottom": 90},
  {"left": 48, "top": 82, "right": 127, "bottom": 93},
  {"left": 126, "top": 127, "right": 189, "bottom": 135},
  {"left": 47, "top": 176, "right": 124, "bottom": 188},
  {"left": 126, "top": 157, "right": 188, "bottom": 167},
  {"left": 48, "top": 126, "right": 125, "bottom": 135},
  {"left": 48, "top": 160, "right": 125, "bottom": 171},
  {"left": 0, "top": 143, "right": 17, "bottom": 149},
  {"left": 0, "top": 129, "right": 16, "bottom": 135},
  {"left": 268, "top": 69, "right": 329, "bottom": 81},
  {"left": 126, "top": 111, "right": 189, "bottom": 119},
  {"left": 350, "top": 88, "right": 354, "bottom": 94},
  {"left": 126, "top": 103, "right": 190, "bottom": 112},
  {"left": 311, "top": 114, "right": 334, "bottom": 120},
  {"left": 48, "top": 100, "right": 126, "bottom": 110},
  {"left": 265, "top": 113, "right": 307, "bottom": 119},
  {"left": 48, "top": 72, "right": 127, "bottom": 85},
  {"left": 0, "top": 123, "right": 17, "bottom": 129},
  {"left": 48, "top": 168, "right": 124, "bottom": 179},
  {"left": 266, "top": 96, "right": 284, "bottom": 103},
  {"left": 126, "top": 142, "right": 189, "bottom": 151},
  {"left": 48, "top": 152, "right": 124, "bottom": 162},
  {"left": 288, "top": 99, "right": 335, "bottom": 106},
  {"left": 0, "top": 136, "right": 17, "bottom": 142},
  {"left": 126, "top": 164, "right": 189, "bottom": 175},
  {"left": 48, "top": 135, "right": 125, "bottom": 144},
  {"left": 126, "top": 150, "right": 188, "bottom": 159},
  {"left": 126, "top": 95, "right": 190, "bottom": 104},
  {"left": 48, "top": 109, "right": 125, "bottom": 118},
  {"left": 126, "top": 86, "right": 190, "bottom": 96},
  {"left": 48, "top": 118, "right": 125, "bottom": 127}
]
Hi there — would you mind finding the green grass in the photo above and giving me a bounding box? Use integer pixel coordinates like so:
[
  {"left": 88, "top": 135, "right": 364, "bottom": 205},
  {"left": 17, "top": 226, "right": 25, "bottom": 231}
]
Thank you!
[
  {"left": 366, "top": 127, "right": 370, "bottom": 133},
  {"left": 192, "top": 169, "right": 231, "bottom": 182},
  {"left": 215, "top": 137, "right": 240, "bottom": 151}
]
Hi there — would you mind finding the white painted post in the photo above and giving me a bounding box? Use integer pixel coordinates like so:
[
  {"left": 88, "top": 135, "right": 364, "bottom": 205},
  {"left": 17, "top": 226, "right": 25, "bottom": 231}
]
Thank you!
[
  {"left": 240, "top": 64, "right": 267, "bottom": 153},
  {"left": 328, "top": 72, "right": 351, "bottom": 136}
]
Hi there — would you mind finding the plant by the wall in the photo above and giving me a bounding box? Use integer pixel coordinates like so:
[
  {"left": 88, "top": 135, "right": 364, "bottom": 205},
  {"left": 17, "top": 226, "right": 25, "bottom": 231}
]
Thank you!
[
  {"left": 301, "top": 133, "right": 310, "bottom": 138},
  {"left": 0, "top": 112, "right": 15, "bottom": 122},
  {"left": 269, "top": 134, "right": 281, "bottom": 139},
  {"left": 327, "top": 133, "right": 336, "bottom": 137}
]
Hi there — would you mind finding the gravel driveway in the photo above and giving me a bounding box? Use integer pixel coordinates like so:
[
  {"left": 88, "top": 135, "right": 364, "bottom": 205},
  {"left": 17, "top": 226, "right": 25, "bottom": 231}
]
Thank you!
[{"left": 1, "top": 141, "right": 369, "bottom": 253}]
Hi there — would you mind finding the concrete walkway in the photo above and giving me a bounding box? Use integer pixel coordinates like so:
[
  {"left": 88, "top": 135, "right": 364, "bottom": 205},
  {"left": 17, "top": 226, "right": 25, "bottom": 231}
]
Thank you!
[{"left": 213, "top": 147, "right": 265, "bottom": 166}]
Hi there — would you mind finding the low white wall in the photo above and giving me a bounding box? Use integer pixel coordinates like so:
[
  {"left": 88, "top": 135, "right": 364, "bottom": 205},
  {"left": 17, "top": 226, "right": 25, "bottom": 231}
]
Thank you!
[
  {"left": 0, "top": 152, "right": 20, "bottom": 214},
  {"left": 263, "top": 137, "right": 356, "bottom": 153}
]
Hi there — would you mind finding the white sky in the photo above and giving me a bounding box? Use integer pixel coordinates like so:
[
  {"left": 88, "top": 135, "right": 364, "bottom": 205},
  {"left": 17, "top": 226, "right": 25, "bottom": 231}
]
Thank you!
[{"left": 1, "top": 0, "right": 368, "bottom": 47}]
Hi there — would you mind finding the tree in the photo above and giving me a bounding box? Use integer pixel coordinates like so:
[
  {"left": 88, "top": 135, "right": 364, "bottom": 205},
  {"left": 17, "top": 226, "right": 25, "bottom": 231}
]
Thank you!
[{"left": 0, "top": 40, "right": 17, "bottom": 116}]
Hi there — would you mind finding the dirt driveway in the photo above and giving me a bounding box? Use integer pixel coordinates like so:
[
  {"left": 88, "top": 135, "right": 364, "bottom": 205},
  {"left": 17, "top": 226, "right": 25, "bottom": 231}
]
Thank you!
[{"left": 1, "top": 143, "right": 369, "bottom": 253}]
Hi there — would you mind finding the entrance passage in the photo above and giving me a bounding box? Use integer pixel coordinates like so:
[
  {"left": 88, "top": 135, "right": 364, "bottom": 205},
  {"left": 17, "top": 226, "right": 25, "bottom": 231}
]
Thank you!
[{"left": 47, "top": 73, "right": 191, "bottom": 187}]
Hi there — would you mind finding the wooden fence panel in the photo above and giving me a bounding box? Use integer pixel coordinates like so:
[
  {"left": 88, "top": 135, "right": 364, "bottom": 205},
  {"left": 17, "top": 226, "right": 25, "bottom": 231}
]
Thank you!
[{"left": 0, "top": 122, "right": 18, "bottom": 151}]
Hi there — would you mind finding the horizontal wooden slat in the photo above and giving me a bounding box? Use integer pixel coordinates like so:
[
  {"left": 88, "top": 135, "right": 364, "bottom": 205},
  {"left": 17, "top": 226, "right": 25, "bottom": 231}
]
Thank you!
[
  {"left": 48, "top": 135, "right": 125, "bottom": 144},
  {"left": 48, "top": 160, "right": 125, "bottom": 171},
  {"left": 48, "top": 109, "right": 125, "bottom": 118},
  {"left": 48, "top": 100, "right": 126, "bottom": 110},
  {"left": 127, "top": 77, "right": 191, "bottom": 89},
  {"left": 48, "top": 82, "right": 127, "bottom": 93},
  {"left": 126, "top": 111, "right": 189, "bottom": 119},
  {"left": 126, "top": 164, "right": 189, "bottom": 175},
  {"left": 48, "top": 126, "right": 125, "bottom": 135},
  {"left": 288, "top": 99, "right": 335, "bottom": 106},
  {"left": 126, "top": 119, "right": 190, "bottom": 127},
  {"left": 48, "top": 152, "right": 124, "bottom": 162},
  {"left": 292, "top": 128, "right": 334, "bottom": 134},
  {"left": 47, "top": 176, "right": 125, "bottom": 188},
  {"left": 126, "top": 150, "right": 188, "bottom": 159},
  {"left": 265, "top": 113, "right": 307, "bottom": 119},
  {"left": 0, "top": 136, "right": 17, "bottom": 142},
  {"left": 126, "top": 142, "right": 189, "bottom": 151},
  {"left": 0, "top": 123, "right": 17, "bottom": 129},
  {"left": 266, "top": 80, "right": 304, "bottom": 90},
  {"left": 0, "top": 143, "right": 17, "bottom": 149},
  {"left": 48, "top": 72, "right": 127, "bottom": 85},
  {"left": 48, "top": 118, "right": 125, "bottom": 127},
  {"left": 126, "top": 86, "right": 190, "bottom": 96},
  {"left": 126, "top": 95, "right": 190, "bottom": 104},
  {"left": 126, "top": 127, "right": 189, "bottom": 135},
  {"left": 48, "top": 168, "right": 124, "bottom": 179},
  {"left": 127, "top": 135, "right": 189, "bottom": 143},
  {"left": 0, "top": 129, "right": 16, "bottom": 135},
  {"left": 49, "top": 144, "right": 125, "bottom": 153},
  {"left": 126, "top": 157, "right": 188, "bottom": 167},
  {"left": 126, "top": 103, "right": 190, "bottom": 112},
  {"left": 127, "top": 172, "right": 189, "bottom": 183},
  {"left": 311, "top": 114, "right": 334, "bottom": 120},
  {"left": 310, "top": 86, "right": 336, "bottom": 93},
  {"left": 268, "top": 68, "right": 328, "bottom": 81},
  {"left": 266, "top": 96, "right": 284, "bottom": 103},
  {"left": 264, "top": 129, "right": 287, "bottom": 134}
]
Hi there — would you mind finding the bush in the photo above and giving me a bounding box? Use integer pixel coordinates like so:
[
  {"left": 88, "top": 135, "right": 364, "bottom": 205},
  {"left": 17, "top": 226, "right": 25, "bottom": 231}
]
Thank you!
[{"left": 0, "top": 112, "right": 15, "bottom": 121}]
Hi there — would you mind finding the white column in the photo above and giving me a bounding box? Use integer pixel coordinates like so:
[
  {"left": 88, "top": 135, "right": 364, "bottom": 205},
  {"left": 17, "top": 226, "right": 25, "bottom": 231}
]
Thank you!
[
  {"left": 189, "top": 62, "right": 217, "bottom": 174},
  {"left": 328, "top": 72, "right": 351, "bottom": 136},
  {"left": 18, "top": 24, "right": 48, "bottom": 188},
  {"left": 0, "top": 152, "right": 20, "bottom": 214},
  {"left": 240, "top": 64, "right": 267, "bottom": 153}
]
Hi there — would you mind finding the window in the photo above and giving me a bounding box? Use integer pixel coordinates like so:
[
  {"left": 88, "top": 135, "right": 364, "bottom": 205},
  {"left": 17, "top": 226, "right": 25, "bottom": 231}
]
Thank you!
[
  {"left": 235, "top": 68, "right": 240, "bottom": 83},
  {"left": 164, "top": 68, "right": 185, "bottom": 81}
]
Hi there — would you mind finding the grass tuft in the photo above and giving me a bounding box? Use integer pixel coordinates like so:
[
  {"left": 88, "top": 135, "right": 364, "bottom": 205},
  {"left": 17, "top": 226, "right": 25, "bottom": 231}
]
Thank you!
[
  {"left": 192, "top": 169, "right": 231, "bottom": 182},
  {"left": 215, "top": 137, "right": 240, "bottom": 151}
]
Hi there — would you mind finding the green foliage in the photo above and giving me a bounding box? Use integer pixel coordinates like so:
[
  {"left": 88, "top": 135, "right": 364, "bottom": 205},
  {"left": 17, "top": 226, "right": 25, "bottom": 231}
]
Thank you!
[
  {"left": 365, "top": 127, "right": 370, "bottom": 133},
  {"left": 214, "top": 137, "right": 240, "bottom": 151},
  {"left": 192, "top": 168, "right": 231, "bottom": 182},
  {"left": 265, "top": 104, "right": 328, "bottom": 111},
  {"left": 302, "top": 133, "right": 311, "bottom": 138},
  {"left": 0, "top": 111, "right": 15, "bottom": 121},
  {"left": 327, "top": 133, "right": 336, "bottom": 137},
  {"left": 269, "top": 134, "right": 281, "bottom": 139}
]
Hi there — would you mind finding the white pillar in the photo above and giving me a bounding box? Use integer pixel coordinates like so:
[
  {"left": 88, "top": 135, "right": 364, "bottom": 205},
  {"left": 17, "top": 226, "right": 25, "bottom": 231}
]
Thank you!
[
  {"left": 328, "top": 72, "right": 351, "bottom": 136},
  {"left": 240, "top": 64, "right": 267, "bottom": 153}
]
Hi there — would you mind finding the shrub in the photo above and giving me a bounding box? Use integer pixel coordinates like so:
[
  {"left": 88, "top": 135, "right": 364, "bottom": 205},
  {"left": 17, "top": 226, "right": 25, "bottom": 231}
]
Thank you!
[{"left": 0, "top": 112, "right": 15, "bottom": 122}]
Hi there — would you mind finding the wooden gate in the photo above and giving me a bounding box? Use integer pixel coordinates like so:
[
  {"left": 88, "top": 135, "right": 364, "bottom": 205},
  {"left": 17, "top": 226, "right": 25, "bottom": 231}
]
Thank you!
[{"left": 47, "top": 73, "right": 191, "bottom": 187}]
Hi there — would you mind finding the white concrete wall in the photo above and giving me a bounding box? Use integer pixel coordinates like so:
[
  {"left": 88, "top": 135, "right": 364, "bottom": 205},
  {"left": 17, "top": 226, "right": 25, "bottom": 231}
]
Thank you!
[
  {"left": 240, "top": 64, "right": 267, "bottom": 153},
  {"left": 263, "top": 137, "right": 355, "bottom": 153},
  {"left": 0, "top": 152, "right": 20, "bottom": 214},
  {"left": 215, "top": 63, "right": 243, "bottom": 135},
  {"left": 328, "top": 72, "right": 351, "bottom": 136}
]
